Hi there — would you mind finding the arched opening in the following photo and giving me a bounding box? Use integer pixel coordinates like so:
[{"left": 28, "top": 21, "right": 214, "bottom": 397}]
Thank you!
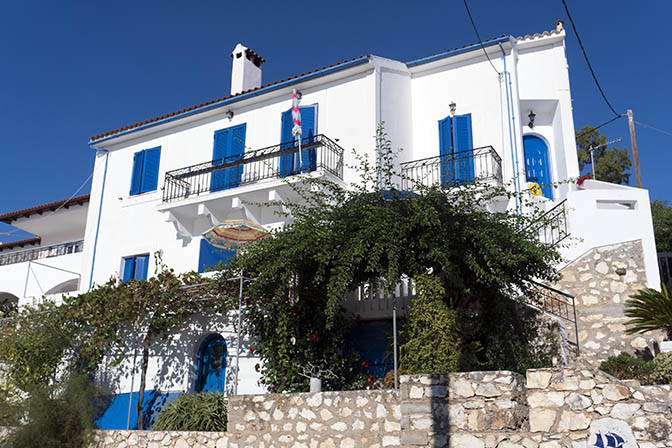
[
  {"left": 0, "top": 292, "right": 19, "bottom": 316},
  {"left": 195, "top": 334, "right": 227, "bottom": 393},
  {"left": 45, "top": 278, "right": 79, "bottom": 295},
  {"left": 523, "top": 134, "right": 553, "bottom": 199}
]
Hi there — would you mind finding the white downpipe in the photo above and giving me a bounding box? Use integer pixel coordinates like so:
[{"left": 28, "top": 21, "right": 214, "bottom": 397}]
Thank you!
[{"left": 499, "top": 43, "right": 522, "bottom": 215}]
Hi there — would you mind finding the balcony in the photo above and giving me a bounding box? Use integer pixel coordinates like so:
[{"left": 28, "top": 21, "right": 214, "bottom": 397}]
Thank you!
[
  {"left": 343, "top": 277, "right": 415, "bottom": 321},
  {"left": 0, "top": 240, "right": 83, "bottom": 267},
  {"left": 400, "top": 146, "right": 502, "bottom": 191},
  {"left": 163, "top": 134, "right": 344, "bottom": 203}
]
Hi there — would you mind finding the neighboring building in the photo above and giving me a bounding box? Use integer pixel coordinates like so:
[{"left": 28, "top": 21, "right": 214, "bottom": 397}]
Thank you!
[
  {"left": 0, "top": 195, "right": 89, "bottom": 309},
  {"left": 0, "top": 21, "right": 660, "bottom": 429}
]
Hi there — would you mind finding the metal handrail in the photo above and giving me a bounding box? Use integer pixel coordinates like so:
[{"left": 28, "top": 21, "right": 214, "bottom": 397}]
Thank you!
[
  {"left": 527, "top": 199, "right": 569, "bottom": 247},
  {"left": 400, "top": 146, "right": 503, "bottom": 190},
  {"left": 525, "top": 279, "right": 579, "bottom": 355},
  {"left": 0, "top": 240, "right": 84, "bottom": 267},
  {"left": 162, "top": 134, "right": 344, "bottom": 203}
]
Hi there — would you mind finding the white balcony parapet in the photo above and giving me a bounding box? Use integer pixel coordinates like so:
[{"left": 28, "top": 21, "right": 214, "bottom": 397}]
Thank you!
[
  {"left": 343, "top": 277, "right": 415, "bottom": 321},
  {"left": 0, "top": 240, "right": 84, "bottom": 267}
]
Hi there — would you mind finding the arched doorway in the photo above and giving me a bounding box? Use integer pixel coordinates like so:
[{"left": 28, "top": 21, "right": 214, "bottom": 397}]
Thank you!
[
  {"left": 523, "top": 135, "right": 553, "bottom": 199},
  {"left": 195, "top": 334, "right": 227, "bottom": 393}
]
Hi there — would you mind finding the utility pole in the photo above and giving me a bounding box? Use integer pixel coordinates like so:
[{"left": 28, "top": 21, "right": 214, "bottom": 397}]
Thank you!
[{"left": 627, "top": 109, "right": 642, "bottom": 188}]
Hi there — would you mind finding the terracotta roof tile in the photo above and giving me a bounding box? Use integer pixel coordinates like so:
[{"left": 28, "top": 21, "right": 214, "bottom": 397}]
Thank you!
[
  {"left": 0, "top": 237, "right": 41, "bottom": 252},
  {"left": 0, "top": 194, "right": 90, "bottom": 224}
]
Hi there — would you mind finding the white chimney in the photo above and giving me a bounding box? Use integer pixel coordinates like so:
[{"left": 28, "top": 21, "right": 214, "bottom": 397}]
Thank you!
[{"left": 230, "top": 43, "right": 265, "bottom": 96}]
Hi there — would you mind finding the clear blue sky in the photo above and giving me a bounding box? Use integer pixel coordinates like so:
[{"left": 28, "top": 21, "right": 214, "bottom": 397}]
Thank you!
[{"left": 1, "top": 1, "right": 671, "bottom": 242}]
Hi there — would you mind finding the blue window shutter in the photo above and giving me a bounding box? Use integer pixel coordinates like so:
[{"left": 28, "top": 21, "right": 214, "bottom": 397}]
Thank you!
[
  {"left": 300, "top": 106, "right": 317, "bottom": 172},
  {"left": 211, "top": 129, "right": 230, "bottom": 192},
  {"left": 140, "top": 147, "right": 161, "bottom": 193},
  {"left": 225, "top": 124, "right": 246, "bottom": 188},
  {"left": 280, "top": 109, "right": 295, "bottom": 177},
  {"left": 438, "top": 116, "right": 453, "bottom": 185},
  {"left": 122, "top": 257, "right": 135, "bottom": 282},
  {"left": 198, "top": 239, "right": 235, "bottom": 273},
  {"left": 130, "top": 151, "right": 145, "bottom": 196},
  {"left": 134, "top": 255, "right": 149, "bottom": 280},
  {"left": 452, "top": 114, "right": 474, "bottom": 183}
]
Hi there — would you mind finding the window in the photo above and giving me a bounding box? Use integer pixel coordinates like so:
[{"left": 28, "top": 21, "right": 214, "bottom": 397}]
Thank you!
[
  {"left": 122, "top": 254, "right": 149, "bottom": 281},
  {"left": 280, "top": 105, "right": 317, "bottom": 177},
  {"left": 210, "top": 124, "right": 246, "bottom": 192},
  {"left": 130, "top": 147, "right": 161, "bottom": 196},
  {"left": 198, "top": 239, "right": 235, "bottom": 273},
  {"left": 438, "top": 113, "right": 474, "bottom": 185}
]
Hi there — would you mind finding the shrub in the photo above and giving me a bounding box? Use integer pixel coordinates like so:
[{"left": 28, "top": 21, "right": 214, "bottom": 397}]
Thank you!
[
  {"left": 624, "top": 283, "right": 672, "bottom": 340},
  {"left": 153, "top": 392, "right": 227, "bottom": 432},
  {"left": 1, "top": 374, "right": 108, "bottom": 448},
  {"left": 650, "top": 352, "right": 672, "bottom": 385},
  {"left": 599, "top": 352, "right": 653, "bottom": 382}
]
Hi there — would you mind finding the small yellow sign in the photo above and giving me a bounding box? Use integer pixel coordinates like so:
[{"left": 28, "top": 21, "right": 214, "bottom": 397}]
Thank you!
[{"left": 528, "top": 183, "right": 542, "bottom": 197}]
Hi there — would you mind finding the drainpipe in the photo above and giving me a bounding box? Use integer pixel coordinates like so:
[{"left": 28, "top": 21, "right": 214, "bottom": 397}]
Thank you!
[
  {"left": 87, "top": 146, "right": 109, "bottom": 290},
  {"left": 499, "top": 43, "right": 522, "bottom": 215}
]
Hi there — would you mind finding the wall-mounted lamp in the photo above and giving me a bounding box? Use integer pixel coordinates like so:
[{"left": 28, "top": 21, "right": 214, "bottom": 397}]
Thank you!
[
  {"left": 226, "top": 110, "right": 234, "bottom": 120},
  {"left": 528, "top": 111, "right": 536, "bottom": 129},
  {"left": 449, "top": 102, "right": 457, "bottom": 117},
  {"left": 296, "top": 90, "right": 303, "bottom": 100}
]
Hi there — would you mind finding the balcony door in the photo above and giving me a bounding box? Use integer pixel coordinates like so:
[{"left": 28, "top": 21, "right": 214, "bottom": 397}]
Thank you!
[
  {"left": 438, "top": 114, "right": 474, "bottom": 185},
  {"left": 523, "top": 135, "right": 552, "bottom": 199},
  {"left": 280, "top": 105, "right": 317, "bottom": 177},
  {"left": 211, "top": 124, "right": 246, "bottom": 192}
]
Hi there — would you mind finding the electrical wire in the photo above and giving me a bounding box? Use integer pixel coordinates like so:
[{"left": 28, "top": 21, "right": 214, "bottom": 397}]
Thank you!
[
  {"left": 0, "top": 172, "right": 93, "bottom": 237},
  {"left": 575, "top": 115, "right": 623, "bottom": 140},
  {"left": 560, "top": 0, "right": 621, "bottom": 118},
  {"left": 634, "top": 120, "right": 672, "bottom": 138},
  {"left": 463, "top": 0, "right": 500, "bottom": 75}
]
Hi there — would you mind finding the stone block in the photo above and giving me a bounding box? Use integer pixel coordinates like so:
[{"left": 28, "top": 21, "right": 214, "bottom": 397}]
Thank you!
[
  {"left": 449, "top": 433, "right": 484, "bottom": 448},
  {"left": 529, "top": 409, "right": 557, "bottom": 432},
  {"left": 527, "top": 370, "right": 553, "bottom": 389},
  {"left": 602, "top": 384, "right": 630, "bottom": 401}
]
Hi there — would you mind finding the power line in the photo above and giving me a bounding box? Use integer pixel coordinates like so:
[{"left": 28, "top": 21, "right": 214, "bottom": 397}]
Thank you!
[
  {"left": 560, "top": 0, "right": 621, "bottom": 118},
  {"left": 462, "top": 0, "right": 500, "bottom": 75},
  {"left": 575, "top": 115, "right": 624, "bottom": 140},
  {"left": 634, "top": 120, "right": 672, "bottom": 138}
]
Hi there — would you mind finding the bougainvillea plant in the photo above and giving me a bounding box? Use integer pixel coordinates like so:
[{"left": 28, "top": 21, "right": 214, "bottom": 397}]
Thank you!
[{"left": 231, "top": 125, "right": 562, "bottom": 392}]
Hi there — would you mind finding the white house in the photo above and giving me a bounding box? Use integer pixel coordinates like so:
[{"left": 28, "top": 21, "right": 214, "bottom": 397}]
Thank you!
[{"left": 0, "top": 21, "right": 659, "bottom": 429}]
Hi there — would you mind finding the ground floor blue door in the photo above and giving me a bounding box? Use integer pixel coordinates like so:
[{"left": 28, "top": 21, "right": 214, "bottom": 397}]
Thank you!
[
  {"left": 346, "top": 321, "right": 395, "bottom": 378},
  {"left": 196, "top": 334, "right": 227, "bottom": 393}
]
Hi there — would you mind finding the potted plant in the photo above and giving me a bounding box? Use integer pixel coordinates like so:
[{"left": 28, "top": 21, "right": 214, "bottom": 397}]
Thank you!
[
  {"left": 624, "top": 283, "right": 672, "bottom": 353},
  {"left": 297, "top": 362, "right": 338, "bottom": 393}
]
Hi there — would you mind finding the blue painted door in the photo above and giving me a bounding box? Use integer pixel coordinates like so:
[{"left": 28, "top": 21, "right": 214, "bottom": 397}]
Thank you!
[
  {"left": 211, "top": 124, "right": 246, "bottom": 192},
  {"left": 439, "top": 114, "right": 474, "bottom": 185},
  {"left": 196, "top": 334, "right": 227, "bottom": 393},
  {"left": 198, "top": 239, "right": 235, "bottom": 273},
  {"left": 346, "top": 321, "right": 394, "bottom": 378},
  {"left": 523, "top": 135, "right": 553, "bottom": 199},
  {"left": 280, "top": 105, "right": 317, "bottom": 177}
]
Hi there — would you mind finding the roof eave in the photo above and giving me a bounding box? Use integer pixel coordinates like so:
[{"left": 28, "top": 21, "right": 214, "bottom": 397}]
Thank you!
[
  {"left": 405, "top": 36, "right": 512, "bottom": 68},
  {"left": 90, "top": 56, "right": 372, "bottom": 147}
]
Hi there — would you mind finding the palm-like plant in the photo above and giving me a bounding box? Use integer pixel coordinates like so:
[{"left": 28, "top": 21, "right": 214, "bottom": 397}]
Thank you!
[{"left": 624, "top": 284, "right": 672, "bottom": 341}]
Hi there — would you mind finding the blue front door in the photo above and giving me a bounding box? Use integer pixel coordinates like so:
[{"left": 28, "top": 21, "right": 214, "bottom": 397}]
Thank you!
[
  {"left": 211, "top": 124, "right": 246, "bottom": 192},
  {"left": 196, "top": 334, "right": 227, "bottom": 393},
  {"left": 439, "top": 114, "right": 474, "bottom": 185},
  {"left": 280, "top": 105, "right": 317, "bottom": 177},
  {"left": 523, "top": 135, "right": 553, "bottom": 199}
]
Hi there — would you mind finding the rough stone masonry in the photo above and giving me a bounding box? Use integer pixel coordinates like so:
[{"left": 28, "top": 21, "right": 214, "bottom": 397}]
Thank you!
[{"left": 94, "top": 364, "right": 672, "bottom": 448}]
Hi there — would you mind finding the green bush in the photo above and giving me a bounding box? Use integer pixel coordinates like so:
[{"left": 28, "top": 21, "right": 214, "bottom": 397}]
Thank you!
[
  {"left": 154, "top": 392, "right": 227, "bottom": 432},
  {"left": 650, "top": 352, "right": 672, "bottom": 384},
  {"left": 599, "top": 352, "right": 653, "bottom": 382},
  {"left": 1, "top": 374, "right": 108, "bottom": 448}
]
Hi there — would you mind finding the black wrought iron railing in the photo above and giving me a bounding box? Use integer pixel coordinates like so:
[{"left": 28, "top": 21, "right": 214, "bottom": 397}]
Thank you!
[
  {"left": 162, "top": 134, "right": 344, "bottom": 203},
  {"left": 527, "top": 199, "right": 568, "bottom": 247},
  {"left": 400, "top": 146, "right": 502, "bottom": 191},
  {"left": 0, "top": 240, "right": 84, "bottom": 267},
  {"left": 525, "top": 280, "right": 579, "bottom": 355}
]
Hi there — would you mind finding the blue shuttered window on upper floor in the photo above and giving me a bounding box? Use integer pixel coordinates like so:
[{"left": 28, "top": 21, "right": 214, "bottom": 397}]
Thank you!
[
  {"left": 211, "top": 124, "right": 246, "bottom": 192},
  {"left": 130, "top": 147, "right": 161, "bottom": 196},
  {"left": 438, "top": 114, "right": 474, "bottom": 185},
  {"left": 121, "top": 254, "right": 149, "bottom": 281},
  {"left": 280, "top": 105, "right": 317, "bottom": 177},
  {"left": 198, "top": 239, "right": 235, "bottom": 273}
]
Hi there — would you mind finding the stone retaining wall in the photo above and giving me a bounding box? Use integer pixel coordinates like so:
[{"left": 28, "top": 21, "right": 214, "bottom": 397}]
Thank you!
[
  {"left": 94, "top": 367, "right": 671, "bottom": 448},
  {"left": 555, "top": 240, "right": 665, "bottom": 364}
]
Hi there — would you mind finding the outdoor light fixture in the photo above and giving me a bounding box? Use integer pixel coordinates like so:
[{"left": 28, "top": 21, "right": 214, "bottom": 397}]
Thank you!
[
  {"left": 449, "top": 102, "right": 457, "bottom": 117},
  {"left": 226, "top": 110, "right": 234, "bottom": 120},
  {"left": 528, "top": 111, "right": 536, "bottom": 129},
  {"left": 296, "top": 90, "right": 303, "bottom": 100}
]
